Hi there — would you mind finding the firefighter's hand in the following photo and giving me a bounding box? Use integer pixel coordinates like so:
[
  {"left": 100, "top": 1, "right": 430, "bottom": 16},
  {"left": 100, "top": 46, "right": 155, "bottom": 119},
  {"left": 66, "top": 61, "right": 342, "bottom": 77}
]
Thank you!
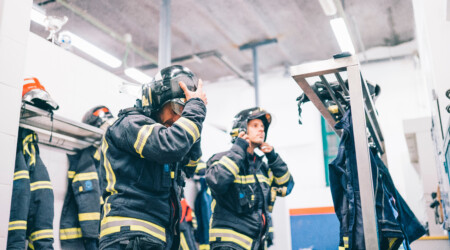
[
  {"left": 179, "top": 79, "right": 208, "bottom": 105},
  {"left": 238, "top": 131, "right": 250, "bottom": 144},
  {"left": 259, "top": 142, "right": 273, "bottom": 153}
]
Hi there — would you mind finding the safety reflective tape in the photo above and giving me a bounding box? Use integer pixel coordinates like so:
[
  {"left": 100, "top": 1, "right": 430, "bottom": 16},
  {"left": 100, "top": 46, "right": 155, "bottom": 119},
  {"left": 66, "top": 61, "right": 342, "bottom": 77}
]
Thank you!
[
  {"left": 134, "top": 124, "right": 158, "bottom": 158},
  {"left": 343, "top": 236, "right": 349, "bottom": 248},
  {"left": 79, "top": 212, "right": 100, "bottom": 221},
  {"left": 274, "top": 171, "right": 291, "bottom": 185},
  {"left": 94, "top": 147, "right": 101, "bottom": 160},
  {"left": 171, "top": 171, "right": 175, "bottom": 179},
  {"left": 30, "top": 181, "right": 53, "bottom": 191},
  {"left": 13, "top": 170, "right": 29, "bottom": 180},
  {"left": 268, "top": 170, "right": 274, "bottom": 185},
  {"left": 30, "top": 229, "right": 54, "bottom": 241},
  {"left": 102, "top": 139, "right": 117, "bottom": 195},
  {"left": 216, "top": 156, "right": 239, "bottom": 177},
  {"left": 101, "top": 216, "right": 166, "bottom": 242},
  {"left": 234, "top": 174, "right": 270, "bottom": 185},
  {"left": 175, "top": 117, "right": 200, "bottom": 142},
  {"left": 199, "top": 244, "right": 210, "bottom": 250},
  {"left": 180, "top": 232, "right": 188, "bottom": 250},
  {"left": 195, "top": 162, "right": 207, "bottom": 173},
  {"left": 73, "top": 172, "right": 98, "bottom": 183},
  {"left": 186, "top": 157, "right": 201, "bottom": 167},
  {"left": 28, "top": 241, "right": 34, "bottom": 250},
  {"left": 338, "top": 247, "right": 345, "bottom": 250},
  {"left": 269, "top": 227, "right": 274, "bottom": 233},
  {"left": 60, "top": 228, "right": 82, "bottom": 240},
  {"left": 210, "top": 228, "right": 253, "bottom": 250},
  {"left": 8, "top": 220, "right": 27, "bottom": 230},
  {"left": 68, "top": 171, "right": 75, "bottom": 179},
  {"left": 23, "top": 134, "right": 37, "bottom": 166}
]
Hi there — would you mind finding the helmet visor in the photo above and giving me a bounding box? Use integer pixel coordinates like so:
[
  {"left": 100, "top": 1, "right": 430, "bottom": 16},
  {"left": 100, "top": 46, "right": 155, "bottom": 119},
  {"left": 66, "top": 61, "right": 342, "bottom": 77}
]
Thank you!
[{"left": 170, "top": 98, "right": 186, "bottom": 115}]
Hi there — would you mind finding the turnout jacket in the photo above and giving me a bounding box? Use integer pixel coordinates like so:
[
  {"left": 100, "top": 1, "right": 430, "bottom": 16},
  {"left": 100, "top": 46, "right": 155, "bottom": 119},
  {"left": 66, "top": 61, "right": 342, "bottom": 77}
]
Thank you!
[
  {"left": 99, "top": 98, "right": 206, "bottom": 249},
  {"left": 60, "top": 146, "right": 102, "bottom": 250},
  {"left": 206, "top": 138, "right": 294, "bottom": 250},
  {"left": 8, "top": 128, "right": 54, "bottom": 250}
]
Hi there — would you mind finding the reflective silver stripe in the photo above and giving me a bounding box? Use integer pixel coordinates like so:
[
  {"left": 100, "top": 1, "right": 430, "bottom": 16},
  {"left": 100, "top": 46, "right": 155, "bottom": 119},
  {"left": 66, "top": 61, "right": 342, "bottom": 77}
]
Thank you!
[
  {"left": 30, "top": 181, "right": 53, "bottom": 191},
  {"left": 176, "top": 117, "right": 200, "bottom": 142},
  {"left": 30, "top": 229, "right": 53, "bottom": 241},
  {"left": 101, "top": 218, "right": 165, "bottom": 242},
  {"left": 8, "top": 221, "right": 27, "bottom": 230},
  {"left": 60, "top": 228, "right": 82, "bottom": 240},
  {"left": 210, "top": 228, "right": 252, "bottom": 249},
  {"left": 275, "top": 171, "right": 290, "bottom": 185},
  {"left": 13, "top": 170, "right": 29, "bottom": 180}
]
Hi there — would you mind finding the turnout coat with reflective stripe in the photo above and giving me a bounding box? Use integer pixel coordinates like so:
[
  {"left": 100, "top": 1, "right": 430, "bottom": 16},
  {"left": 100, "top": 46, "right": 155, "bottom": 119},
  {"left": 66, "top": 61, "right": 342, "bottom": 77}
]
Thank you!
[
  {"left": 8, "top": 128, "right": 55, "bottom": 250},
  {"left": 206, "top": 138, "right": 294, "bottom": 249},
  {"left": 99, "top": 98, "right": 206, "bottom": 247},
  {"left": 60, "top": 146, "right": 102, "bottom": 249}
]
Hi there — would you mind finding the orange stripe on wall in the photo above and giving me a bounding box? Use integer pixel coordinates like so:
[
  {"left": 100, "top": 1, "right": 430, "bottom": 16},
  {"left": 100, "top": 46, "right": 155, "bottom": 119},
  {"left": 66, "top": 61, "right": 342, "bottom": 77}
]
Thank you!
[{"left": 290, "top": 207, "right": 335, "bottom": 216}]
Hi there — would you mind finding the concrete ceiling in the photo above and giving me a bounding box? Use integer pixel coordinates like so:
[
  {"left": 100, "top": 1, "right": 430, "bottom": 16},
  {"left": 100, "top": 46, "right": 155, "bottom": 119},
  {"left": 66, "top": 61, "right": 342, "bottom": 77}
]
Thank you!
[{"left": 31, "top": 0, "right": 415, "bottom": 84}]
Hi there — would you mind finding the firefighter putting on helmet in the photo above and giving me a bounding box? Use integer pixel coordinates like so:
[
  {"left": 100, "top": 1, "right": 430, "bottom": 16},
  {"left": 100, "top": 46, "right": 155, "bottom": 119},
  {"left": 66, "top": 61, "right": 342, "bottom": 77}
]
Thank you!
[
  {"left": 206, "top": 107, "right": 295, "bottom": 250},
  {"left": 98, "top": 65, "right": 207, "bottom": 250}
]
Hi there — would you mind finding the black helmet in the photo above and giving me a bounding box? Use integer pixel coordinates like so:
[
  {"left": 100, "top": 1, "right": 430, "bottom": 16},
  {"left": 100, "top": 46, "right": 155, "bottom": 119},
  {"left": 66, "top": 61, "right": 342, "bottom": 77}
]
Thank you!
[
  {"left": 230, "top": 107, "right": 272, "bottom": 143},
  {"left": 140, "top": 65, "right": 198, "bottom": 116},
  {"left": 82, "top": 105, "right": 114, "bottom": 128}
]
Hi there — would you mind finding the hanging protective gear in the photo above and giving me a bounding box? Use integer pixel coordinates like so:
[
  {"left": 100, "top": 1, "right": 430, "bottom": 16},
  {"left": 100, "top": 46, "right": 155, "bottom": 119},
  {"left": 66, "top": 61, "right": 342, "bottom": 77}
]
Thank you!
[
  {"left": 139, "top": 65, "right": 198, "bottom": 116},
  {"left": 229, "top": 107, "right": 272, "bottom": 143},
  {"left": 8, "top": 128, "right": 55, "bottom": 250},
  {"left": 22, "top": 77, "right": 59, "bottom": 111},
  {"left": 82, "top": 105, "right": 115, "bottom": 128}
]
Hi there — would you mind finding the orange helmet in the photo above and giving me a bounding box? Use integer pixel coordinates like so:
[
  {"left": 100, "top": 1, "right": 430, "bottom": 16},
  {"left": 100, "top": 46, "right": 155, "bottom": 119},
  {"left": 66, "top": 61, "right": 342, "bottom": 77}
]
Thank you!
[{"left": 23, "top": 78, "right": 59, "bottom": 111}]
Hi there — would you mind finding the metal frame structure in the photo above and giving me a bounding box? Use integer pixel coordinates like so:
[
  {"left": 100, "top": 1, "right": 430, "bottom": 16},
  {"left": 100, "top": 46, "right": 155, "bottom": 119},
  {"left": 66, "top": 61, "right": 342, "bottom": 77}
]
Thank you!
[
  {"left": 290, "top": 55, "right": 386, "bottom": 249},
  {"left": 19, "top": 103, "right": 105, "bottom": 152}
]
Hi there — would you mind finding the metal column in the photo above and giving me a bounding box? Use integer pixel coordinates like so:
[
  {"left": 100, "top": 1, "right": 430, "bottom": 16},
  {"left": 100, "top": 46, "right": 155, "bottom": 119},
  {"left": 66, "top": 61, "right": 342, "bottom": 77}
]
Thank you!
[
  {"left": 239, "top": 38, "right": 277, "bottom": 107},
  {"left": 347, "top": 65, "right": 379, "bottom": 249},
  {"left": 158, "top": 0, "right": 171, "bottom": 69}
]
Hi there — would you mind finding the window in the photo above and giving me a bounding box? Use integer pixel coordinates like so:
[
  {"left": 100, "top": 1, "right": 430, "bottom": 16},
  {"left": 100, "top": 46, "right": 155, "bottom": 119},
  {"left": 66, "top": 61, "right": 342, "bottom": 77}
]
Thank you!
[{"left": 321, "top": 117, "right": 340, "bottom": 186}]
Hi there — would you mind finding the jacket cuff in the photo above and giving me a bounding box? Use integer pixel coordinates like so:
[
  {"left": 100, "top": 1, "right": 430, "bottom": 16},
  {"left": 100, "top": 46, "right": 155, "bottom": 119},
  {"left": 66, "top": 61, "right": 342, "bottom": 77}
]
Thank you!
[
  {"left": 266, "top": 149, "right": 278, "bottom": 163},
  {"left": 232, "top": 137, "right": 249, "bottom": 155}
]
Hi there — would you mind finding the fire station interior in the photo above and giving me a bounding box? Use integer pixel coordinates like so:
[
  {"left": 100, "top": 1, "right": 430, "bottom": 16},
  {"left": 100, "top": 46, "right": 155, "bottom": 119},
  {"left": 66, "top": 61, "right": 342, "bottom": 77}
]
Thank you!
[{"left": 1, "top": 0, "right": 450, "bottom": 249}]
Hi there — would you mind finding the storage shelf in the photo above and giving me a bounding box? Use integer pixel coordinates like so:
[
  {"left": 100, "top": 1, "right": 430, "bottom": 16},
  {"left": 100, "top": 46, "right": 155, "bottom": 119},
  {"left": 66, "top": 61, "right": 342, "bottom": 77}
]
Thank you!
[{"left": 19, "top": 103, "right": 104, "bottom": 152}]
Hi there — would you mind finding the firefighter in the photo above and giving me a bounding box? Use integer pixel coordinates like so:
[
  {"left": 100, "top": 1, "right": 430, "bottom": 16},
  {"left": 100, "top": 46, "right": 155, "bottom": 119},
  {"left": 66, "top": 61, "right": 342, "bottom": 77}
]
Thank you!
[
  {"left": 206, "top": 107, "right": 294, "bottom": 250},
  {"left": 99, "top": 65, "right": 207, "bottom": 250}
]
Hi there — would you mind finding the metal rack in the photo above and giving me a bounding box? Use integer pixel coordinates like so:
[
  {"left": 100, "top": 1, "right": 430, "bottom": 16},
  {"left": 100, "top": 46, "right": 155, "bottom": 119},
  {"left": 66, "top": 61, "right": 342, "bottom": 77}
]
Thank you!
[
  {"left": 290, "top": 55, "right": 385, "bottom": 249},
  {"left": 19, "top": 103, "right": 105, "bottom": 152}
]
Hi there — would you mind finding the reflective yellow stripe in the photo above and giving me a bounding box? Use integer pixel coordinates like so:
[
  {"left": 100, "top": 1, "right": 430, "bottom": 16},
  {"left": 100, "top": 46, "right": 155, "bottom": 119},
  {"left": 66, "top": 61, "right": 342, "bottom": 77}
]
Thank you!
[
  {"left": 79, "top": 212, "right": 100, "bottom": 221},
  {"left": 13, "top": 170, "right": 29, "bottom": 180},
  {"left": 30, "top": 181, "right": 53, "bottom": 191},
  {"left": 180, "top": 232, "right": 188, "bottom": 250},
  {"left": 94, "top": 147, "right": 101, "bottom": 161},
  {"left": 274, "top": 171, "right": 290, "bottom": 185},
  {"left": 339, "top": 247, "right": 345, "bottom": 250},
  {"left": 60, "top": 228, "right": 82, "bottom": 240},
  {"left": 214, "top": 156, "right": 239, "bottom": 177},
  {"left": 8, "top": 220, "right": 27, "bottom": 231},
  {"left": 343, "top": 236, "right": 349, "bottom": 248},
  {"left": 234, "top": 174, "right": 270, "bottom": 185},
  {"left": 68, "top": 171, "right": 75, "bottom": 179},
  {"left": 171, "top": 171, "right": 175, "bottom": 179},
  {"left": 28, "top": 241, "right": 34, "bottom": 250},
  {"left": 23, "top": 134, "right": 36, "bottom": 166},
  {"left": 186, "top": 157, "right": 201, "bottom": 167},
  {"left": 73, "top": 172, "right": 98, "bottom": 182},
  {"left": 133, "top": 124, "right": 158, "bottom": 158},
  {"left": 101, "top": 216, "right": 166, "bottom": 242},
  {"left": 199, "top": 244, "right": 210, "bottom": 250},
  {"left": 210, "top": 228, "right": 253, "bottom": 250},
  {"left": 30, "top": 229, "right": 54, "bottom": 241},
  {"left": 269, "top": 227, "right": 274, "bottom": 233},
  {"left": 195, "top": 162, "right": 207, "bottom": 173},
  {"left": 102, "top": 139, "right": 117, "bottom": 195},
  {"left": 176, "top": 117, "right": 200, "bottom": 142},
  {"left": 268, "top": 170, "right": 274, "bottom": 185}
]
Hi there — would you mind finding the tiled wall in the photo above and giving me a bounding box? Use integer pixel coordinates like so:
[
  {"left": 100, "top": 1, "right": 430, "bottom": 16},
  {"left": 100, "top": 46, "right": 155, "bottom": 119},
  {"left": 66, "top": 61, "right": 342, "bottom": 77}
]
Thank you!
[{"left": 0, "top": 0, "right": 32, "bottom": 248}]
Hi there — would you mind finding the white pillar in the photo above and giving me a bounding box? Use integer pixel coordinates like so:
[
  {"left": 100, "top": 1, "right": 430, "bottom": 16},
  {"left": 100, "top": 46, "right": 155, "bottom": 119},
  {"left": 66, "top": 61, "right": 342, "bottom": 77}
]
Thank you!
[{"left": 0, "top": 0, "right": 33, "bottom": 248}]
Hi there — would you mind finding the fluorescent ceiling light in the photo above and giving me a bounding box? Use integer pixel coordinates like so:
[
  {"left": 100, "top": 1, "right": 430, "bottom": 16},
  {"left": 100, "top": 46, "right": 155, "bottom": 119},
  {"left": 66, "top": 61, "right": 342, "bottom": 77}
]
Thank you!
[
  {"left": 318, "top": 0, "right": 337, "bottom": 16},
  {"left": 31, "top": 8, "right": 46, "bottom": 26},
  {"left": 330, "top": 17, "right": 355, "bottom": 54},
  {"left": 124, "top": 68, "right": 152, "bottom": 84},
  {"left": 59, "top": 31, "right": 122, "bottom": 68}
]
